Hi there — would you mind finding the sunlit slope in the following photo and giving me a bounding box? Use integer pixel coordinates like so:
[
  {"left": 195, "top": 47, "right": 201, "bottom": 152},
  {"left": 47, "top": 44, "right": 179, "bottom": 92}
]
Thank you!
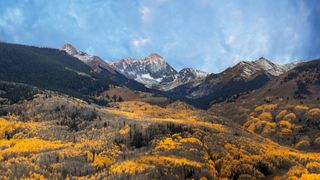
[
  {"left": 209, "top": 58, "right": 320, "bottom": 125},
  {"left": 105, "top": 101, "right": 229, "bottom": 133},
  {"left": 243, "top": 102, "right": 320, "bottom": 151},
  {"left": 0, "top": 93, "right": 320, "bottom": 179}
]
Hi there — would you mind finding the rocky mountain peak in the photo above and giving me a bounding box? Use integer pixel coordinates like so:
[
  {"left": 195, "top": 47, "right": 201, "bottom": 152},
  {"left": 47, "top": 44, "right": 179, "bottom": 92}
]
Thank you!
[
  {"left": 61, "top": 43, "right": 78, "bottom": 55},
  {"left": 253, "top": 57, "right": 275, "bottom": 67},
  {"left": 115, "top": 53, "right": 165, "bottom": 65},
  {"left": 147, "top": 53, "right": 165, "bottom": 63},
  {"left": 148, "top": 53, "right": 162, "bottom": 59},
  {"left": 258, "top": 56, "right": 267, "bottom": 60},
  {"left": 61, "top": 43, "right": 116, "bottom": 73},
  {"left": 233, "top": 57, "right": 287, "bottom": 77},
  {"left": 111, "top": 54, "right": 177, "bottom": 88}
]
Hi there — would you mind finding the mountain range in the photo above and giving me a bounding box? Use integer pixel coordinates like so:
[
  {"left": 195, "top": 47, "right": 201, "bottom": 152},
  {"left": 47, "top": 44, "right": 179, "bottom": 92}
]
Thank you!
[
  {"left": 174, "top": 57, "right": 301, "bottom": 107},
  {"left": 61, "top": 44, "right": 148, "bottom": 92},
  {"left": 1, "top": 41, "right": 320, "bottom": 179},
  {"left": 0, "top": 42, "right": 304, "bottom": 109},
  {"left": 61, "top": 43, "right": 302, "bottom": 108}
]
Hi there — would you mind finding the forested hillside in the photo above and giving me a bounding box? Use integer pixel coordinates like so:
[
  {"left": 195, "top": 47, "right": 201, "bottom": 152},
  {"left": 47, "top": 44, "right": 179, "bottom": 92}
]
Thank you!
[{"left": 0, "top": 43, "right": 112, "bottom": 101}]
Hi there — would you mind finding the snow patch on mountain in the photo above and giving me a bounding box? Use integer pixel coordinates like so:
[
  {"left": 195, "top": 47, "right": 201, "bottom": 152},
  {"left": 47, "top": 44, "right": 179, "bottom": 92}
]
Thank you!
[
  {"left": 236, "top": 57, "right": 300, "bottom": 78},
  {"left": 111, "top": 54, "right": 209, "bottom": 90},
  {"left": 157, "top": 68, "right": 209, "bottom": 91},
  {"left": 187, "top": 57, "right": 301, "bottom": 99},
  {"left": 62, "top": 43, "right": 94, "bottom": 63},
  {"left": 61, "top": 43, "right": 116, "bottom": 74},
  {"left": 111, "top": 53, "right": 177, "bottom": 88}
]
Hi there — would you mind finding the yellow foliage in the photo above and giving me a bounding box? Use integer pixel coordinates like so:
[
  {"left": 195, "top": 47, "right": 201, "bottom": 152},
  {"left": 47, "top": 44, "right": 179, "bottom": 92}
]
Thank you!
[
  {"left": 258, "top": 112, "right": 273, "bottom": 121},
  {"left": 276, "top": 110, "right": 287, "bottom": 121},
  {"left": 0, "top": 118, "right": 41, "bottom": 139},
  {"left": 307, "top": 108, "right": 320, "bottom": 119},
  {"left": 261, "top": 122, "right": 277, "bottom": 136},
  {"left": 286, "top": 166, "right": 308, "bottom": 178},
  {"left": 2, "top": 98, "right": 320, "bottom": 179},
  {"left": 300, "top": 173, "right": 320, "bottom": 180},
  {"left": 155, "top": 137, "right": 181, "bottom": 151},
  {"left": 106, "top": 102, "right": 228, "bottom": 133},
  {"left": 172, "top": 133, "right": 182, "bottom": 140},
  {"left": 294, "top": 105, "right": 309, "bottom": 111},
  {"left": 74, "top": 139, "right": 105, "bottom": 150},
  {"left": 0, "top": 138, "right": 68, "bottom": 161},
  {"left": 279, "top": 120, "right": 293, "bottom": 130},
  {"left": 243, "top": 117, "right": 259, "bottom": 132},
  {"left": 244, "top": 115, "right": 278, "bottom": 137},
  {"left": 108, "top": 101, "right": 199, "bottom": 121},
  {"left": 208, "top": 159, "right": 217, "bottom": 177},
  {"left": 0, "top": 118, "right": 11, "bottom": 126},
  {"left": 93, "top": 154, "right": 113, "bottom": 168},
  {"left": 260, "top": 121, "right": 276, "bottom": 134},
  {"left": 137, "top": 155, "right": 203, "bottom": 168},
  {"left": 110, "top": 154, "right": 205, "bottom": 175},
  {"left": 0, "top": 138, "right": 66, "bottom": 154},
  {"left": 155, "top": 136, "right": 204, "bottom": 151},
  {"left": 283, "top": 113, "right": 297, "bottom": 122},
  {"left": 119, "top": 125, "right": 130, "bottom": 135},
  {"left": 107, "top": 144, "right": 121, "bottom": 158},
  {"left": 22, "top": 173, "right": 45, "bottom": 180},
  {"left": 180, "top": 137, "right": 202, "bottom": 146},
  {"left": 110, "top": 160, "right": 152, "bottom": 175},
  {"left": 255, "top": 104, "right": 277, "bottom": 112},
  {"left": 306, "top": 162, "right": 320, "bottom": 173},
  {"left": 58, "top": 147, "right": 83, "bottom": 160}
]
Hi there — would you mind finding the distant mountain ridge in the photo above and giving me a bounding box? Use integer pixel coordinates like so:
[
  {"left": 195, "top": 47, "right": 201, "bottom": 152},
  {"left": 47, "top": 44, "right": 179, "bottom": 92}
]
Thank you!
[
  {"left": 61, "top": 43, "right": 148, "bottom": 92},
  {"left": 169, "top": 57, "right": 302, "bottom": 108},
  {"left": 62, "top": 43, "right": 116, "bottom": 73},
  {"left": 191, "top": 57, "right": 301, "bottom": 97},
  {"left": 111, "top": 54, "right": 178, "bottom": 88},
  {"left": 233, "top": 57, "right": 301, "bottom": 78},
  {"left": 62, "top": 44, "right": 302, "bottom": 108},
  {"left": 155, "top": 68, "right": 208, "bottom": 91},
  {"left": 0, "top": 41, "right": 304, "bottom": 109},
  {"left": 111, "top": 54, "right": 209, "bottom": 91}
]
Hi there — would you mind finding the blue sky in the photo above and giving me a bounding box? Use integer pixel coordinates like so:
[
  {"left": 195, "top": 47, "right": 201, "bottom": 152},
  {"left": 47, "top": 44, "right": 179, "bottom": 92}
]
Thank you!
[{"left": 0, "top": 0, "right": 319, "bottom": 73}]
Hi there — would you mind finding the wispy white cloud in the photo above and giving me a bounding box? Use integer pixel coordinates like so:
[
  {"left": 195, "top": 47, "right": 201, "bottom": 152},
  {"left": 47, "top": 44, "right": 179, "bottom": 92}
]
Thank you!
[
  {"left": 139, "top": 6, "right": 153, "bottom": 23},
  {"left": 132, "top": 37, "right": 150, "bottom": 48},
  {"left": 0, "top": 0, "right": 318, "bottom": 72}
]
